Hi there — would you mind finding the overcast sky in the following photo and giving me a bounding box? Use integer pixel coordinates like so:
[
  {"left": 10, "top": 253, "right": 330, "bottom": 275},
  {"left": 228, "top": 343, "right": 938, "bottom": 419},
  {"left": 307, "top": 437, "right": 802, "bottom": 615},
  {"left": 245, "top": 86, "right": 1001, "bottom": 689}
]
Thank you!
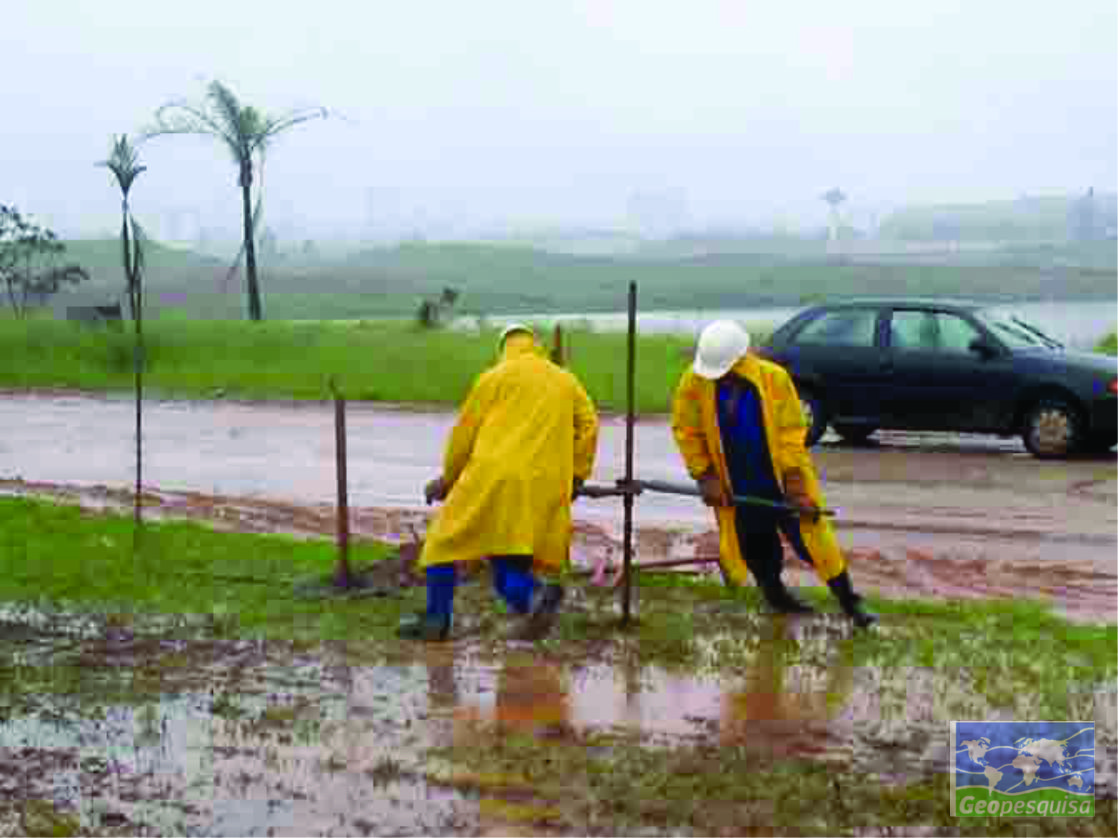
[{"left": 2, "top": 0, "right": 1115, "bottom": 241}]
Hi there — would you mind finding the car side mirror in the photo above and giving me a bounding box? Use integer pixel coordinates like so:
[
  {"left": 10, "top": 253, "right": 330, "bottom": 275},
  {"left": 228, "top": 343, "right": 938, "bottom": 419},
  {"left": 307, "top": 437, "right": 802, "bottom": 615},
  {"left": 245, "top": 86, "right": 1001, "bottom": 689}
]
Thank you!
[{"left": 969, "top": 337, "right": 998, "bottom": 359}]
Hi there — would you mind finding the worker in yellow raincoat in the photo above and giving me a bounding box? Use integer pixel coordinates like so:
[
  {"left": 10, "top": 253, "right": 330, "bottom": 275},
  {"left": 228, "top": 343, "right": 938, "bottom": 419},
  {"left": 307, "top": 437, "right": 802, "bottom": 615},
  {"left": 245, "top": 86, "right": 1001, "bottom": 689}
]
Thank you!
[
  {"left": 671, "top": 320, "right": 876, "bottom": 628},
  {"left": 399, "top": 324, "right": 599, "bottom": 641}
]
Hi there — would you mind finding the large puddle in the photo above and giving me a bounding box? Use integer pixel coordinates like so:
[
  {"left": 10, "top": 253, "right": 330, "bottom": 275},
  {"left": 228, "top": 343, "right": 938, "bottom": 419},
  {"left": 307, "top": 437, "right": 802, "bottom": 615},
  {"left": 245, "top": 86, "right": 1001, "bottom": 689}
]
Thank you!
[{"left": 1, "top": 606, "right": 1114, "bottom": 835}]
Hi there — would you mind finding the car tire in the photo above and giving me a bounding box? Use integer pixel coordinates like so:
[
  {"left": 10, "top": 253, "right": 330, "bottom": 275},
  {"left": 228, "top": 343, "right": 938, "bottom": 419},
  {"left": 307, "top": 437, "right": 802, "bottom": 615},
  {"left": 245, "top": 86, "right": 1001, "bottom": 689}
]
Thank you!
[
  {"left": 798, "top": 387, "right": 828, "bottom": 448},
  {"left": 1021, "top": 398, "right": 1083, "bottom": 459},
  {"left": 833, "top": 424, "right": 877, "bottom": 444}
]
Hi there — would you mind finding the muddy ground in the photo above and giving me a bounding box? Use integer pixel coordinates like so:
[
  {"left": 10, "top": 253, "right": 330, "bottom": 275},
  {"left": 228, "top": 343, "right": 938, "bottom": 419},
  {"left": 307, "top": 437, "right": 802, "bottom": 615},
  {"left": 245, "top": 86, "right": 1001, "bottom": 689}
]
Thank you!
[{"left": 0, "top": 391, "right": 1114, "bottom": 622}]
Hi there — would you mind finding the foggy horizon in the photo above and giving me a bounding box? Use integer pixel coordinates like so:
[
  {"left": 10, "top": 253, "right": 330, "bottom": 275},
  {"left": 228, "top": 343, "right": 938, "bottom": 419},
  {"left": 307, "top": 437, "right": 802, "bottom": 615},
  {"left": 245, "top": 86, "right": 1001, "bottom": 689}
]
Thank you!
[{"left": 3, "top": 1, "right": 1115, "bottom": 243}]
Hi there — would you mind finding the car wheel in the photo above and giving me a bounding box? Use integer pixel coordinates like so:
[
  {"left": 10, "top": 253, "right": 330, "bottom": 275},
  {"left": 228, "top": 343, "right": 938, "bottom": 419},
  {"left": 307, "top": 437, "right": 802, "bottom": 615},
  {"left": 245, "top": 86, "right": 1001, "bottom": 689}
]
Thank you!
[
  {"left": 833, "top": 424, "right": 877, "bottom": 444},
  {"left": 1021, "top": 398, "right": 1083, "bottom": 459},
  {"left": 798, "top": 387, "right": 828, "bottom": 447}
]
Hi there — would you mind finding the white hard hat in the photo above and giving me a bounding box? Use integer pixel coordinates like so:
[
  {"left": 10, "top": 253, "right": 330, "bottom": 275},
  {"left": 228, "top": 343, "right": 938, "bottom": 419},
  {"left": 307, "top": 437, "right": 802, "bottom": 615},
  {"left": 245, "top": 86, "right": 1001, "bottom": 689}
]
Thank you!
[
  {"left": 498, "top": 322, "right": 535, "bottom": 345},
  {"left": 693, "top": 320, "right": 750, "bottom": 379}
]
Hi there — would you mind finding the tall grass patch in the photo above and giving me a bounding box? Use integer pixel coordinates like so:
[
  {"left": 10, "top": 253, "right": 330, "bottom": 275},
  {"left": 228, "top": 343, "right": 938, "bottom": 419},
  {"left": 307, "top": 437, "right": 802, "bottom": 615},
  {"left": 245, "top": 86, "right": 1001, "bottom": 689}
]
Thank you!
[{"left": 0, "top": 317, "right": 704, "bottom": 412}]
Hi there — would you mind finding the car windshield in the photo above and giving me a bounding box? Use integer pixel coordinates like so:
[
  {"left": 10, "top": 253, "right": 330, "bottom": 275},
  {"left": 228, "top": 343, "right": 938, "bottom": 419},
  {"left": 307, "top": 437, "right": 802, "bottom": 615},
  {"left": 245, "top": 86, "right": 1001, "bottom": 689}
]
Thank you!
[{"left": 975, "top": 310, "right": 1064, "bottom": 350}]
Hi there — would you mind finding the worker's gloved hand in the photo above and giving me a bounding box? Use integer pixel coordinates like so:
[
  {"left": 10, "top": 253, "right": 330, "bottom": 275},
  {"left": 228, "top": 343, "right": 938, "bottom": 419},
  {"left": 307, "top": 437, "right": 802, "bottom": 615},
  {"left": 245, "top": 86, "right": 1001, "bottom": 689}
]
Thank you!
[
  {"left": 424, "top": 476, "right": 448, "bottom": 505},
  {"left": 783, "top": 469, "right": 819, "bottom": 520},
  {"left": 696, "top": 472, "right": 728, "bottom": 507},
  {"left": 572, "top": 476, "right": 585, "bottom": 500}
]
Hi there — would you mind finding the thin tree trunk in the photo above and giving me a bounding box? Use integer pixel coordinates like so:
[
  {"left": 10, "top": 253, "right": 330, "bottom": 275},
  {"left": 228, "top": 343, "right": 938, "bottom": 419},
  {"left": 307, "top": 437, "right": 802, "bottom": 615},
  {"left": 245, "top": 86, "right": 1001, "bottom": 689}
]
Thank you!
[
  {"left": 121, "top": 208, "right": 136, "bottom": 321},
  {"left": 131, "top": 218, "right": 143, "bottom": 532},
  {"left": 240, "top": 161, "right": 262, "bottom": 321}
]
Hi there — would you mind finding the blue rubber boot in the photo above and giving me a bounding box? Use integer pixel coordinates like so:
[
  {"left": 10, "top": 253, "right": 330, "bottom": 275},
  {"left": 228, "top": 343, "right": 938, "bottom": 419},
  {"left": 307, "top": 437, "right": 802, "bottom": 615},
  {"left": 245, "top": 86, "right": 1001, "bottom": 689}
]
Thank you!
[{"left": 398, "top": 565, "right": 455, "bottom": 641}]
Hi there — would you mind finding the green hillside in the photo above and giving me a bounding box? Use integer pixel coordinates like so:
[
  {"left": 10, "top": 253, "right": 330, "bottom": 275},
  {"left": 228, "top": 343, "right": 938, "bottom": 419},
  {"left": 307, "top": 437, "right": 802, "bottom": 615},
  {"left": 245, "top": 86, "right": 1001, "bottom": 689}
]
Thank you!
[{"left": 42, "top": 238, "right": 1116, "bottom": 321}]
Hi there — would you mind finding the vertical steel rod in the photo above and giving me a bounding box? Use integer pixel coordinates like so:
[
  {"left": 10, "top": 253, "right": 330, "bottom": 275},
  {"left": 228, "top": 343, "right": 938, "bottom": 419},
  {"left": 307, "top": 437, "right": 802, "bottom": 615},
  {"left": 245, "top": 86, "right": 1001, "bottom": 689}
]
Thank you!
[
  {"left": 332, "top": 380, "right": 352, "bottom": 588},
  {"left": 621, "top": 281, "right": 637, "bottom": 625}
]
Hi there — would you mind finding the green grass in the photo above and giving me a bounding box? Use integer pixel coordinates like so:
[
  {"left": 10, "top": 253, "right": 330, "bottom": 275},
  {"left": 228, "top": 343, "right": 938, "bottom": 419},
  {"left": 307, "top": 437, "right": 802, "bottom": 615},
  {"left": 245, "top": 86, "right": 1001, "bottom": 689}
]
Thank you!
[
  {"left": 1096, "top": 331, "right": 1117, "bottom": 355},
  {"left": 0, "top": 317, "right": 699, "bottom": 412},
  {"left": 0, "top": 496, "right": 405, "bottom": 643}
]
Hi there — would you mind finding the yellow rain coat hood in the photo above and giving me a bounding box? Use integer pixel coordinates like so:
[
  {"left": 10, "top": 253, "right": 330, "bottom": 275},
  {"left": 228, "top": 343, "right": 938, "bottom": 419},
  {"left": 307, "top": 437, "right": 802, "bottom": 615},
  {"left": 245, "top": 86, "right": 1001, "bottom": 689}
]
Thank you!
[
  {"left": 419, "top": 333, "right": 599, "bottom": 573},
  {"left": 671, "top": 353, "right": 845, "bottom": 584}
]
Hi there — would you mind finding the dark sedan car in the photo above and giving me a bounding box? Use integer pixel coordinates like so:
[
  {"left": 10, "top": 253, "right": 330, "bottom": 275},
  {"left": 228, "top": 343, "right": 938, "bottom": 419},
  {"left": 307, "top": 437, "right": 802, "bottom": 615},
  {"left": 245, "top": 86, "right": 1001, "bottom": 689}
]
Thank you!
[{"left": 758, "top": 299, "right": 1117, "bottom": 458}]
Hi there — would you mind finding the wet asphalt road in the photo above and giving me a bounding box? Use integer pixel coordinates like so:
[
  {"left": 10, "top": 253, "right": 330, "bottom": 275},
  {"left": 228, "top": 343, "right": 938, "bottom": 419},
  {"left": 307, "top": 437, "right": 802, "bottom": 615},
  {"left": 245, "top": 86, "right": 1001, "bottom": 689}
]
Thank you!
[{"left": 1, "top": 391, "right": 1113, "bottom": 535}]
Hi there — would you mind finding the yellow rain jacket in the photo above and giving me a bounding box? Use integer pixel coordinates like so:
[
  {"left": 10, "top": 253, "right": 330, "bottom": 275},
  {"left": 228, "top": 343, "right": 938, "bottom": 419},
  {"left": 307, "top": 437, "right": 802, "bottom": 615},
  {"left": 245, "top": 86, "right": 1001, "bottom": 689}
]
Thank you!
[
  {"left": 671, "top": 353, "right": 845, "bottom": 584},
  {"left": 419, "top": 335, "right": 599, "bottom": 573}
]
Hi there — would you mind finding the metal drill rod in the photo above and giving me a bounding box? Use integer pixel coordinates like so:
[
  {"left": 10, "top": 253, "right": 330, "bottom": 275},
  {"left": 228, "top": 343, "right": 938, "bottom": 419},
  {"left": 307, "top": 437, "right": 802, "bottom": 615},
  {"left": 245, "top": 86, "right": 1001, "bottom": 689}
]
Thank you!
[{"left": 577, "top": 478, "right": 836, "bottom": 518}]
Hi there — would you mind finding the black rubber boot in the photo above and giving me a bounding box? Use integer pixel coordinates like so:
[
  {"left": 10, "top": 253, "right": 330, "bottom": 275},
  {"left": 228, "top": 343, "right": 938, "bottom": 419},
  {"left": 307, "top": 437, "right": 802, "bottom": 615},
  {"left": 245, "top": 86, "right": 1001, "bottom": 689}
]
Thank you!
[
  {"left": 513, "top": 583, "right": 565, "bottom": 641},
  {"left": 827, "top": 571, "right": 878, "bottom": 629},
  {"left": 396, "top": 611, "right": 451, "bottom": 641},
  {"left": 746, "top": 551, "right": 815, "bottom": 614}
]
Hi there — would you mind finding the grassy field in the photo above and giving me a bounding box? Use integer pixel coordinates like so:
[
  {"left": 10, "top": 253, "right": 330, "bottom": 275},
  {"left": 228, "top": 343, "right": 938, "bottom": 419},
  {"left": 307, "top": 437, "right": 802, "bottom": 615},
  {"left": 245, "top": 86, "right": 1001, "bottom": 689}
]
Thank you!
[
  {"left": 1099, "top": 331, "right": 1117, "bottom": 355},
  {"left": 3, "top": 316, "right": 1116, "bottom": 412},
  {"left": 43, "top": 238, "right": 1118, "bottom": 321},
  {"left": 0, "top": 495, "right": 1114, "bottom": 835},
  {"left": 0, "top": 317, "right": 700, "bottom": 413}
]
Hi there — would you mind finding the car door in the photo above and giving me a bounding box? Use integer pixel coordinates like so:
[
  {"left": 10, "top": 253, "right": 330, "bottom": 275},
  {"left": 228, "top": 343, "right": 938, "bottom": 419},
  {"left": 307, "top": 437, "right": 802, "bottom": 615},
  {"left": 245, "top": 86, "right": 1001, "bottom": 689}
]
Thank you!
[
  {"left": 781, "top": 306, "right": 890, "bottom": 425},
  {"left": 883, "top": 308, "right": 1015, "bottom": 431}
]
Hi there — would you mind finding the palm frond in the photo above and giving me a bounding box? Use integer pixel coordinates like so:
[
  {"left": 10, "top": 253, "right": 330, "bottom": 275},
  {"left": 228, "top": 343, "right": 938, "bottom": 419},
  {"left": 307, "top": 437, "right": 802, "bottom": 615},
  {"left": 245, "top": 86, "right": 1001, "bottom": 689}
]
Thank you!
[
  {"left": 97, "top": 135, "right": 147, "bottom": 198},
  {"left": 207, "top": 82, "right": 246, "bottom": 136},
  {"left": 250, "top": 107, "right": 329, "bottom": 154},
  {"left": 146, "top": 99, "right": 241, "bottom": 163}
]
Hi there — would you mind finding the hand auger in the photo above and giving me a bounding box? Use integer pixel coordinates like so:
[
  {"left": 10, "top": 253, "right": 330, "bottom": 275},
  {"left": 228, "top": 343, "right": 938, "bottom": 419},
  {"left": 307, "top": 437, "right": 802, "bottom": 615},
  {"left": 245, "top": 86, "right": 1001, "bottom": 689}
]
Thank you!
[{"left": 577, "top": 478, "right": 837, "bottom": 519}]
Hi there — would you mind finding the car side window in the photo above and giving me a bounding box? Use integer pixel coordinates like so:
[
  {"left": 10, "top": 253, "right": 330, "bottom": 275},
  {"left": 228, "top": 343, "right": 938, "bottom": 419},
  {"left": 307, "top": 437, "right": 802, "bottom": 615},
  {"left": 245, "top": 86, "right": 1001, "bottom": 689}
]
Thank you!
[
  {"left": 934, "top": 313, "right": 983, "bottom": 353},
  {"left": 792, "top": 309, "right": 877, "bottom": 348},
  {"left": 891, "top": 310, "right": 983, "bottom": 354},
  {"left": 891, "top": 311, "right": 937, "bottom": 351}
]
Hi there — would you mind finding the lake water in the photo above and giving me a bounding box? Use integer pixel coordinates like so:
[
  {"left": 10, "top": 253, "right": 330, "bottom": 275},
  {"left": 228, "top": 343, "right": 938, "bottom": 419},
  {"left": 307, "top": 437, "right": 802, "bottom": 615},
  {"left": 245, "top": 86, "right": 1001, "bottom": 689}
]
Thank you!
[{"left": 460, "top": 299, "right": 1118, "bottom": 349}]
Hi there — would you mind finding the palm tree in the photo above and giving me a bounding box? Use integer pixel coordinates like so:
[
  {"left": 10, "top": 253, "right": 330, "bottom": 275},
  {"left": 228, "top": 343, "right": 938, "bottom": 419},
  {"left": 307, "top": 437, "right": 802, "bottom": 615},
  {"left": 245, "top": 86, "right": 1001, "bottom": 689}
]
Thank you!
[
  {"left": 147, "top": 81, "right": 326, "bottom": 320},
  {"left": 98, "top": 135, "right": 147, "bottom": 530},
  {"left": 100, "top": 136, "right": 146, "bottom": 322}
]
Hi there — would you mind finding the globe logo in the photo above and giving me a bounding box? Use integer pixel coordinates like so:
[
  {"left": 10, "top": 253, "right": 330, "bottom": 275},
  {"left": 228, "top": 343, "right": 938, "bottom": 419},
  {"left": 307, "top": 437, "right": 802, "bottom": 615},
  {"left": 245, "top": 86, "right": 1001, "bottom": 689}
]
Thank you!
[{"left": 951, "top": 721, "right": 1094, "bottom": 817}]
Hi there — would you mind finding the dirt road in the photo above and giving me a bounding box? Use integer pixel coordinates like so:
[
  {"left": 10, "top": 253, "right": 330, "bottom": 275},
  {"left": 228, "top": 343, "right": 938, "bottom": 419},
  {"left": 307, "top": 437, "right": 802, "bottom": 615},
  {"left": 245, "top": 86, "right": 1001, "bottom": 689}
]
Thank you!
[{"left": 2, "top": 391, "right": 1115, "bottom": 620}]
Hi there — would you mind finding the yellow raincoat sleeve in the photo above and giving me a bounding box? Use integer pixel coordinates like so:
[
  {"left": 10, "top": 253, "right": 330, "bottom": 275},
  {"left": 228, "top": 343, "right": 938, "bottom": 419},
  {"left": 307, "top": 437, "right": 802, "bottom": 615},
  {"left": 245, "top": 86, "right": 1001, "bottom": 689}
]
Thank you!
[
  {"left": 571, "top": 376, "right": 599, "bottom": 482},
  {"left": 771, "top": 369, "right": 814, "bottom": 476},
  {"left": 442, "top": 372, "right": 496, "bottom": 488},
  {"left": 671, "top": 371, "right": 714, "bottom": 479}
]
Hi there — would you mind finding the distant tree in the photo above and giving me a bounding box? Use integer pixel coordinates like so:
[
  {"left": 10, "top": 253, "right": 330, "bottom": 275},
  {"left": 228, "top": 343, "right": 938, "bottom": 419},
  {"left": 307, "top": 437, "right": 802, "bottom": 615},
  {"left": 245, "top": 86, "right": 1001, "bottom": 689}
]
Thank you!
[
  {"left": 147, "top": 80, "right": 327, "bottom": 321},
  {"left": 0, "top": 205, "right": 89, "bottom": 318}
]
